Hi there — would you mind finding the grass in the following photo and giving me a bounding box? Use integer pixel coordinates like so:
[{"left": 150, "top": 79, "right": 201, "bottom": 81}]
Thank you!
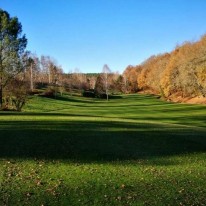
[{"left": 0, "top": 94, "right": 206, "bottom": 205}]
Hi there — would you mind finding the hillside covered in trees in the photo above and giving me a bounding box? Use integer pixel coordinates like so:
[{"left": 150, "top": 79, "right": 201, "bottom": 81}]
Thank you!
[{"left": 123, "top": 35, "right": 206, "bottom": 103}]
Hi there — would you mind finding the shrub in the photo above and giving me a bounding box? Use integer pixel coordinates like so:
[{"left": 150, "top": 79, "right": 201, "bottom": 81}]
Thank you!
[{"left": 82, "top": 89, "right": 95, "bottom": 98}]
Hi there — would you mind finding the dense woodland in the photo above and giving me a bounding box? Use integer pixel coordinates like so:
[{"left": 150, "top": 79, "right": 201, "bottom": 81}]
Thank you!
[{"left": 123, "top": 35, "right": 206, "bottom": 102}]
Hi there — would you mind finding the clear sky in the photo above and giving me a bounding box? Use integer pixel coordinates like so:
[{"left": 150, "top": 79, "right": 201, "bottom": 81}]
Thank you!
[{"left": 1, "top": 0, "right": 206, "bottom": 73}]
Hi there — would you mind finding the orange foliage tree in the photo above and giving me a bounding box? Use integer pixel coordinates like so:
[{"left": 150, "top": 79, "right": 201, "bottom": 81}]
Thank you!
[{"left": 123, "top": 34, "right": 206, "bottom": 101}]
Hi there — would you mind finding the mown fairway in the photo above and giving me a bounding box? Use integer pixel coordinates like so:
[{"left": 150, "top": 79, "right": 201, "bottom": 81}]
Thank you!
[{"left": 0, "top": 94, "right": 206, "bottom": 206}]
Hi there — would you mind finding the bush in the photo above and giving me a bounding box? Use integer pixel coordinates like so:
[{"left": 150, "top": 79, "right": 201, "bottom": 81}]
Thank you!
[
  {"left": 28, "top": 89, "right": 42, "bottom": 95},
  {"left": 82, "top": 89, "right": 95, "bottom": 98},
  {"left": 43, "top": 91, "right": 55, "bottom": 97},
  {"left": 41, "top": 87, "right": 55, "bottom": 98},
  {"left": 4, "top": 79, "right": 29, "bottom": 111}
]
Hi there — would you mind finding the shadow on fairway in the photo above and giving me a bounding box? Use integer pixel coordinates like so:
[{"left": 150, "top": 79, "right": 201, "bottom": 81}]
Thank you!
[{"left": 0, "top": 119, "right": 206, "bottom": 163}]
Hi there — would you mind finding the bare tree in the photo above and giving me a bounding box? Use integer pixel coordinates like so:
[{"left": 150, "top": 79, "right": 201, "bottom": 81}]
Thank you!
[{"left": 102, "top": 64, "right": 111, "bottom": 101}]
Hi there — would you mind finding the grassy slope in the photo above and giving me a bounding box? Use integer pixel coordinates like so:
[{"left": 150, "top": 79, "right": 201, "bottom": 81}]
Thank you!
[{"left": 0, "top": 94, "right": 206, "bottom": 205}]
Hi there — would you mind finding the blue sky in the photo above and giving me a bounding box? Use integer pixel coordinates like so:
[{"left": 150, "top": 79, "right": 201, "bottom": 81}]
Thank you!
[{"left": 1, "top": 0, "right": 206, "bottom": 73}]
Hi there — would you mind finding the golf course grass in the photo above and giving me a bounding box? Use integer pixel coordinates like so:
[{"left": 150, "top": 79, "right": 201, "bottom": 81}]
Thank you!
[{"left": 0, "top": 94, "right": 206, "bottom": 205}]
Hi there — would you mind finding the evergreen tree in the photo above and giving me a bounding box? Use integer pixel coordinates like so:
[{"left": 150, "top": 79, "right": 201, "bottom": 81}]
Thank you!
[{"left": 0, "top": 9, "right": 27, "bottom": 109}]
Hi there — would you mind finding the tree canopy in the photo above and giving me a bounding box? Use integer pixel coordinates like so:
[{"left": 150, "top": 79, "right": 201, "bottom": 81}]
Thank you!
[
  {"left": 0, "top": 9, "right": 27, "bottom": 109},
  {"left": 123, "top": 35, "right": 206, "bottom": 102}
]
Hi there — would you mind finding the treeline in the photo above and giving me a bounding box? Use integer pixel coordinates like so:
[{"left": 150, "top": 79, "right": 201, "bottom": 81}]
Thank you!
[
  {"left": 123, "top": 35, "right": 206, "bottom": 101},
  {"left": 22, "top": 57, "right": 126, "bottom": 97},
  {"left": 4, "top": 52, "right": 127, "bottom": 110},
  {"left": 5, "top": 51, "right": 128, "bottom": 109}
]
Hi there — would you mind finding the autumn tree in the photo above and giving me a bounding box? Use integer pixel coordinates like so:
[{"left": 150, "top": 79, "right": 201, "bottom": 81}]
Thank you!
[
  {"left": 123, "top": 65, "right": 142, "bottom": 93},
  {"left": 137, "top": 53, "right": 170, "bottom": 95},
  {"left": 112, "top": 75, "right": 126, "bottom": 93},
  {"left": 0, "top": 9, "right": 27, "bottom": 109},
  {"left": 102, "top": 64, "right": 111, "bottom": 101},
  {"left": 123, "top": 33, "right": 206, "bottom": 102},
  {"left": 71, "top": 68, "right": 88, "bottom": 91},
  {"left": 94, "top": 74, "right": 105, "bottom": 97}
]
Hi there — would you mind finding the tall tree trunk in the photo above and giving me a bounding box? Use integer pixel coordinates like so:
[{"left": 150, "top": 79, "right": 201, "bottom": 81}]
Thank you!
[
  {"left": 106, "top": 72, "right": 108, "bottom": 101},
  {"left": 0, "top": 76, "right": 3, "bottom": 110},
  {"left": 30, "top": 64, "right": 33, "bottom": 91},
  {"left": 0, "top": 54, "right": 2, "bottom": 109},
  {"left": 48, "top": 67, "right": 51, "bottom": 84}
]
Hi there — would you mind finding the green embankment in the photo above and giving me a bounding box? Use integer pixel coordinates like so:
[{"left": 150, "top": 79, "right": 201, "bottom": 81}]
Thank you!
[{"left": 0, "top": 94, "right": 206, "bottom": 205}]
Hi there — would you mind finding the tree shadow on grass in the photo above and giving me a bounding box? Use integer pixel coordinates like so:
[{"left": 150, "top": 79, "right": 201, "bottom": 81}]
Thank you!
[
  {"left": 42, "top": 94, "right": 123, "bottom": 103},
  {"left": 0, "top": 119, "right": 205, "bottom": 164},
  {"left": 41, "top": 95, "right": 94, "bottom": 104}
]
